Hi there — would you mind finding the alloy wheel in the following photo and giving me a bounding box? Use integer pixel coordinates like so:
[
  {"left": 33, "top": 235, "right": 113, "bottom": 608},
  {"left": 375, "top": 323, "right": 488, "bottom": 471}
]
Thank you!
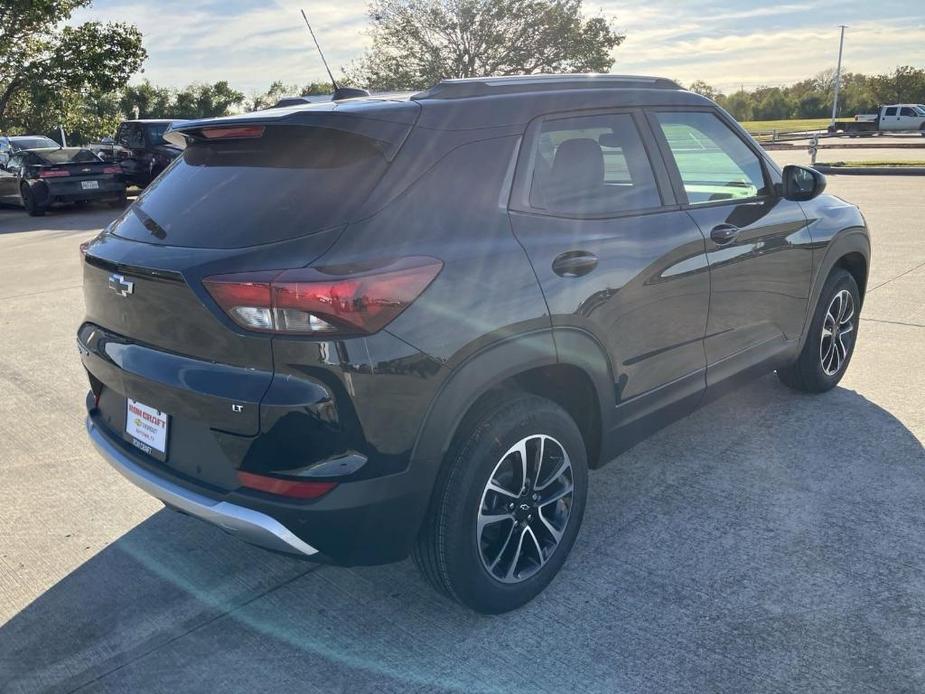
[
  {"left": 820, "top": 289, "right": 855, "bottom": 376},
  {"left": 476, "top": 434, "right": 574, "bottom": 584}
]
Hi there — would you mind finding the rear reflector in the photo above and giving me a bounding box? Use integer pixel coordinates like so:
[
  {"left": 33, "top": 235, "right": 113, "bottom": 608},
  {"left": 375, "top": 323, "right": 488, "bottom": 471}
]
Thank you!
[
  {"left": 237, "top": 471, "right": 337, "bottom": 499},
  {"left": 200, "top": 125, "right": 266, "bottom": 140},
  {"left": 203, "top": 257, "right": 442, "bottom": 336},
  {"left": 39, "top": 169, "right": 69, "bottom": 178}
]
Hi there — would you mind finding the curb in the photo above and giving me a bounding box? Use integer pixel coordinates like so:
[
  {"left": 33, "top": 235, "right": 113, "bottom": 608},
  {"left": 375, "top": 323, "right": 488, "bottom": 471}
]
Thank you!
[{"left": 813, "top": 165, "right": 925, "bottom": 176}]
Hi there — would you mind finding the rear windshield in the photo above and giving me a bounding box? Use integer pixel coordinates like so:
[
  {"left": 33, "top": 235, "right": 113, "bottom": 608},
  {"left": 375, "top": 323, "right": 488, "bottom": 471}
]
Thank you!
[
  {"left": 111, "top": 125, "right": 391, "bottom": 248},
  {"left": 12, "top": 137, "right": 58, "bottom": 150},
  {"left": 33, "top": 148, "right": 101, "bottom": 164}
]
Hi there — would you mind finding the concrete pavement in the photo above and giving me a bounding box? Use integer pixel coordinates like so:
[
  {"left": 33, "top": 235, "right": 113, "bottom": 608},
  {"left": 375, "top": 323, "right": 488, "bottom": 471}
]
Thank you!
[{"left": 0, "top": 172, "right": 923, "bottom": 693}]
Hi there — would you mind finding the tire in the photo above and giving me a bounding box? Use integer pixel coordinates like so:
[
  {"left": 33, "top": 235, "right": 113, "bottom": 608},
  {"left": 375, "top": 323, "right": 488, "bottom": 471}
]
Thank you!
[
  {"left": 21, "top": 184, "right": 46, "bottom": 217},
  {"left": 413, "top": 393, "right": 588, "bottom": 613},
  {"left": 778, "top": 268, "right": 860, "bottom": 393}
]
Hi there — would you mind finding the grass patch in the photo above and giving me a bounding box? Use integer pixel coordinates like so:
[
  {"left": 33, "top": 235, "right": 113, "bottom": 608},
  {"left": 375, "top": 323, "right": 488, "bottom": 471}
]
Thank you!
[
  {"left": 820, "top": 160, "right": 925, "bottom": 167},
  {"left": 741, "top": 118, "right": 830, "bottom": 134}
]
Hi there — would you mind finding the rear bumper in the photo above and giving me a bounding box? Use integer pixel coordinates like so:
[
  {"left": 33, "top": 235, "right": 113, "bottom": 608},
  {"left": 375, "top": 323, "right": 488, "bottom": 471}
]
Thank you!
[{"left": 86, "top": 416, "right": 319, "bottom": 557}]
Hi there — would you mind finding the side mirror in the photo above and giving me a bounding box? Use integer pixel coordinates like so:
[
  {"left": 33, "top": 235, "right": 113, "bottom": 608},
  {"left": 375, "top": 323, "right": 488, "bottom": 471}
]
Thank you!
[{"left": 781, "top": 164, "right": 826, "bottom": 202}]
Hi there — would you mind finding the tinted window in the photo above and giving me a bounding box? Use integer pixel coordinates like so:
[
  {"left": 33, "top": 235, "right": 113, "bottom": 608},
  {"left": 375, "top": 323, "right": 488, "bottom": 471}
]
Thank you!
[
  {"left": 112, "top": 125, "right": 391, "bottom": 248},
  {"left": 11, "top": 136, "right": 58, "bottom": 150},
  {"left": 32, "top": 148, "right": 100, "bottom": 164},
  {"left": 900, "top": 107, "right": 916, "bottom": 117},
  {"left": 529, "top": 113, "right": 660, "bottom": 215},
  {"left": 117, "top": 124, "right": 145, "bottom": 148},
  {"left": 884, "top": 107, "right": 898, "bottom": 116},
  {"left": 145, "top": 123, "right": 171, "bottom": 146},
  {"left": 656, "top": 112, "right": 768, "bottom": 205}
]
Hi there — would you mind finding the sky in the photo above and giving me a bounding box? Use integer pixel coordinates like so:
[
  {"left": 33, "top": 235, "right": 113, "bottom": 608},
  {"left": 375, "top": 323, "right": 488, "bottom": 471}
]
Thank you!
[{"left": 70, "top": 0, "right": 925, "bottom": 95}]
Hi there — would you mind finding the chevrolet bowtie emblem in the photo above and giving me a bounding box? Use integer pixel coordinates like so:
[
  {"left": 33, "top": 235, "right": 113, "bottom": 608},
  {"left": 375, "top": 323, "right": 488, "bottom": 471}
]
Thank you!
[{"left": 108, "top": 273, "right": 134, "bottom": 297}]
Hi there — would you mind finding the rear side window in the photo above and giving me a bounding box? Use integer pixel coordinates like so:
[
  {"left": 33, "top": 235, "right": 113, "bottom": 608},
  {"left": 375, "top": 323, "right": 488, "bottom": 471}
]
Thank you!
[
  {"left": 117, "top": 124, "right": 145, "bottom": 148},
  {"left": 529, "top": 113, "right": 661, "bottom": 216},
  {"left": 112, "top": 125, "right": 391, "bottom": 248},
  {"left": 884, "top": 107, "right": 898, "bottom": 117},
  {"left": 655, "top": 111, "right": 768, "bottom": 205}
]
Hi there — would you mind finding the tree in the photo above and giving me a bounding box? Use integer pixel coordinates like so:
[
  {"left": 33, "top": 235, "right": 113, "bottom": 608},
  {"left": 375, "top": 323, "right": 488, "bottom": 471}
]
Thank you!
[
  {"left": 0, "top": 1, "right": 146, "bottom": 128},
  {"left": 687, "top": 80, "right": 721, "bottom": 101},
  {"left": 349, "top": 0, "right": 625, "bottom": 91},
  {"left": 172, "top": 81, "right": 244, "bottom": 119},
  {"left": 120, "top": 80, "right": 173, "bottom": 119},
  {"left": 869, "top": 66, "right": 925, "bottom": 105}
]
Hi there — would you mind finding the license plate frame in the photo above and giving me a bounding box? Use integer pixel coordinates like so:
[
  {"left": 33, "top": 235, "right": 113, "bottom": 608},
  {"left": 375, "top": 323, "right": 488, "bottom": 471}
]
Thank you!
[
  {"left": 81, "top": 180, "right": 100, "bottom": 190},
  {"left": 125, "top": 398, "right": 169, "bottom": 461}
]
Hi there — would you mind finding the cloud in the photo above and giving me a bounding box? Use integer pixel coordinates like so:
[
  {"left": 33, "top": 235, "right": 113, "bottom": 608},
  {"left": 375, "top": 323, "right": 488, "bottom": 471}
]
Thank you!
[{"left": 69, "top": 0, "right": 925, "bottom": 93}]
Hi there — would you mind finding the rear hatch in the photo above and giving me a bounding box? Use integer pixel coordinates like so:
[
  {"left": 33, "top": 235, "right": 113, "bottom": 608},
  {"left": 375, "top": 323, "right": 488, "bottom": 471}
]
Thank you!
[
  {"left": 81, "top": 100, "right": 419, "bottom": 478},
  {"left": 29, "top": 148, "right": 120, "bottom": 193}
]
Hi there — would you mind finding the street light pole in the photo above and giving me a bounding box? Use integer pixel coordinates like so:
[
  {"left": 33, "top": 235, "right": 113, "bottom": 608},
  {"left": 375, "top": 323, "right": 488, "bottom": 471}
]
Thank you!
[{"left": 830, "top": 25, "right": 847, "bottom": 125}]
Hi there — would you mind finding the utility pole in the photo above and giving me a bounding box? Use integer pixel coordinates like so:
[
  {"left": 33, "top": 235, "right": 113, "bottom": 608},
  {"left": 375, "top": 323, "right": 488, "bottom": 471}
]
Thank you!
[{"left": 830, "top": 25, "right": 847, "bottom": 125}]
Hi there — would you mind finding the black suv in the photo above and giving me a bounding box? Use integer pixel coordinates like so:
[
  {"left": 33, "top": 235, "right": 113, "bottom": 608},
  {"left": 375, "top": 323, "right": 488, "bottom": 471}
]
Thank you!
[
  {"left": 107, "top": 119, "right": 186, "bottom": 188},
  {"left": 80, "top": 75, "right": 869, "bottom": 613}
]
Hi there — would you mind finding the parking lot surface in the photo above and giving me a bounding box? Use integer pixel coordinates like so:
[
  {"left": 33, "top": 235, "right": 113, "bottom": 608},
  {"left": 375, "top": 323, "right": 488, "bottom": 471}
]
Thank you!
[{"left": 1, "top": 171, "right": 923, "bottom": 693}]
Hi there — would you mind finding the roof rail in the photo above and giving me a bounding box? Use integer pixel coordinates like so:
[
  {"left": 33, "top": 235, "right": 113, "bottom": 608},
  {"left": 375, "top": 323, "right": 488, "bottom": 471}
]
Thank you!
[{"left": 413, "top": 74, "right": 682, "bottom": 100}]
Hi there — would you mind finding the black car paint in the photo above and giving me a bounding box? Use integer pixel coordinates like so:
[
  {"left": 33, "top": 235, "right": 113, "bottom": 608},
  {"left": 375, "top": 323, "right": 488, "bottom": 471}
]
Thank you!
[
  {"left": 79, "top": 83, "right": 869, "bottom": 565},
  {"left": 110, "top": 120, "right": 186, "bottom": 188},
  {"left": 0, "top": 149, "right": 125, "bottom": 209}
]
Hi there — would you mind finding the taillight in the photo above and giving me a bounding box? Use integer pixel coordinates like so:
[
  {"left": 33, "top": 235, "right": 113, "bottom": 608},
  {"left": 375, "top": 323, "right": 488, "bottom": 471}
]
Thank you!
[
  {"left": 79, "top": 240, "right": 91, "bottom": 258},
  {"left": 103, "top": 166, "right": 121, "bottom": 174},
  {"left": 237, "top": 471, "right": 337, "bottom": 499},
  {"left": 203, "top": 257, "right": 442, "bottom": 336},
  {"left": 39, "top": 168, "right": 69, "bottom": 178}
]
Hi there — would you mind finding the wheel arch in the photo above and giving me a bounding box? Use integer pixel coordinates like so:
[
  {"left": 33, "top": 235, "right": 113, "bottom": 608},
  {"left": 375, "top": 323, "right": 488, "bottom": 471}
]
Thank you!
[
  {"left": 799, "top": 227, "right": 870, "bottom": 351},
  {"left": 409, "top": 328, "right": 615, "bottom": 489}
]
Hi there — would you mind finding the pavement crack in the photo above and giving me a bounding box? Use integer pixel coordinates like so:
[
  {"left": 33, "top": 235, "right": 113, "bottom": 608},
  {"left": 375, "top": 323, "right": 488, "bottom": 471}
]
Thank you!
[
  {"left": 64, "top": 564, "right": 324, "bottom": 693},
  {"left": 862, "top": 317, "right": 925, "bottom": 329},
  {"left": 867, "top": 259, "right": 925, "bottom": 293}
]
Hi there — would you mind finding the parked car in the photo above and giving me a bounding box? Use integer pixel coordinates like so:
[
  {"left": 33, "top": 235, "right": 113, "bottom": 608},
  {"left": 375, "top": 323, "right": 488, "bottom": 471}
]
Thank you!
[
  {"left": 0, "top": 135, "right": 60, "bottom": 166},
  {"left": 104, "top": 119, "right": 187, "bottom": 187},
  {"left": 79, "top": 74, "right": 869, "bottom": 613},
  {"left": 828, "top": 104, "right": 925, "bottom": 135},
  {"left": 0, "top": 147, "right": 126, "bottom": 215}
]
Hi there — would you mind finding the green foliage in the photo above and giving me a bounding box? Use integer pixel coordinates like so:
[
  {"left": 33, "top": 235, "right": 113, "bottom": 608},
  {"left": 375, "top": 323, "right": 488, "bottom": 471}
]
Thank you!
[
  {"left": 0, "top": 1, "right": 146, "bottom": 133},
  {"left": 705, "top": 66, "right": 925, "bottom": 122},
  {"left": 248, "top": 80, "right": 335, "bottom": 110},
  {"left": 348, "top": 0, "right": 625, "bottom": 91}
]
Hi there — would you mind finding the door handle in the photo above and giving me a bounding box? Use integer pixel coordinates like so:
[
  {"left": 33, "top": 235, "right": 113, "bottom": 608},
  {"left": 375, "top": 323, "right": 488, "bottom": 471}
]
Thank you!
[
  {"left": 552, "top": 251, "right": 598, "bottom": 278},
  {"left": 710, "top": 224, "right": 741, "bottom": 245}
]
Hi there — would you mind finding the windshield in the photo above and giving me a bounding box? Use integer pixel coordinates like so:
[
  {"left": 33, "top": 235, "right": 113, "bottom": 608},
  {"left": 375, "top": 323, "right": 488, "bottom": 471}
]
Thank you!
[
  {"left": 32, "top": 148, "right": 101, "bottom": 164},
  {"left": 915, "top": 106, "right": 925, "bottom": 116},
  {"left": 12, "top": 136, "right": 58, "bottom": 150},
  {"left": 111, "top": 125, "right": 391, "bottom": 248}
]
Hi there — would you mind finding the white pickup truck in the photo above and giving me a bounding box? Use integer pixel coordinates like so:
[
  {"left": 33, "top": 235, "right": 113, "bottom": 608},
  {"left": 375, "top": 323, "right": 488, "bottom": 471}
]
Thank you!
[{"left": 828, "top": 104, "right": 925, "bottom": 135}]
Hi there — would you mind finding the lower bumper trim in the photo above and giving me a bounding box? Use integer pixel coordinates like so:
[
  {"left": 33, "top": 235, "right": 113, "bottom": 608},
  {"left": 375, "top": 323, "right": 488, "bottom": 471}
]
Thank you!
[{"left": 85, "top": 417, "right": 319, "bottom": 557}]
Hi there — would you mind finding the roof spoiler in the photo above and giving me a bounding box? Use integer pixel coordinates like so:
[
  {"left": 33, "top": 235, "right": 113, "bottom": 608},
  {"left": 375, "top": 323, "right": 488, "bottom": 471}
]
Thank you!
[{"left": 163, "top": 109, "right": 417, "bottom": 160}]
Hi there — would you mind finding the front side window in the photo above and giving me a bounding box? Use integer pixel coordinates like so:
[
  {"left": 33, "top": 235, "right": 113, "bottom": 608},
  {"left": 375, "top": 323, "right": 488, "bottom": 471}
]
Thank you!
[
  {"left": 655, "top": 111, "right": 768, "bottom": 205},
  {"left": 900, "top": 107, "right": 916, "bottom": 117},
  {"left": 528, "top": 113, "right": 661, "bottom": 216}
]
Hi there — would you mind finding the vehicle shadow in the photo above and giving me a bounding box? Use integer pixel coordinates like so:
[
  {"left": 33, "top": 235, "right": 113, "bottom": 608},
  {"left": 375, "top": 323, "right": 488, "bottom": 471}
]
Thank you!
[
  {"left": 2, "top": 375, "right": 924, "bottom": 694},
  {"left": 0, "top": 202, "right": 128, "bottom": 236}
]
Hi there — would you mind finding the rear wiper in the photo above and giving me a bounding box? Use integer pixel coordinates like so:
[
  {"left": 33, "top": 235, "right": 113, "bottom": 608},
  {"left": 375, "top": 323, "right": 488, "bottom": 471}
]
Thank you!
[{"left": 131, "top": 205, "right": 168, "bottom": 240}]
